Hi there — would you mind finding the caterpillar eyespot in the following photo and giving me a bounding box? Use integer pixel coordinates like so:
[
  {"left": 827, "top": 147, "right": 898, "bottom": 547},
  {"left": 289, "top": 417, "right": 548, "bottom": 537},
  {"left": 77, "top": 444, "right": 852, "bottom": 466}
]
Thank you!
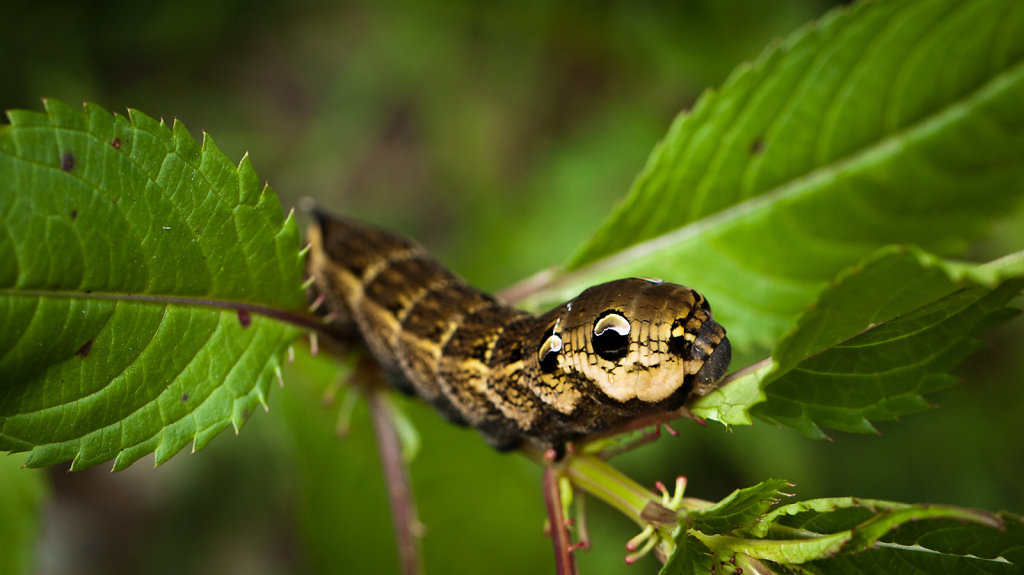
[
  {"left": 538, "top": 332, "right": 563, "bottom": 373},
  {"left": 592, "top": 311, "right": 631, "bottom": 361},
  {"left": 306, "top": 210, "right": 731, "bottom": 453}
]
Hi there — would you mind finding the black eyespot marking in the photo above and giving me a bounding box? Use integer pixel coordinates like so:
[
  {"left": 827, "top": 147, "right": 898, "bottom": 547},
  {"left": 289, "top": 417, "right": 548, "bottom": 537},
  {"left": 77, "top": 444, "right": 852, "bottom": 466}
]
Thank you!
[
  {"left": 592, "top": 310, "right": 630, "bottom": 361},
  {"left": 60, "top": 152, "right": 75, "bottom": 172},
  {"left": 70, "top": 210, "right": 78, "bottom": 220},
  {"left": 538, "top": 328, "right": 562, "bottom": 374},
  {"left": 750, "top": 137, "right": 764, "bottom": 155},
  {"left": 111, "top": 138, "right": 122, "bottom": 149}
]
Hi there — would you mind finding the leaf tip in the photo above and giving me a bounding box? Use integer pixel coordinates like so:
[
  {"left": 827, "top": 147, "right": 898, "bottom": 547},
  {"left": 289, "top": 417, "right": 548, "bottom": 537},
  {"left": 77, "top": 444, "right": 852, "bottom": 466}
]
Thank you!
[
  {"left": 69, "top": 455, "right": 86, "bottom": 473},
  {"left": 111, "top": 451, "right": 133, "bottom": 472}
]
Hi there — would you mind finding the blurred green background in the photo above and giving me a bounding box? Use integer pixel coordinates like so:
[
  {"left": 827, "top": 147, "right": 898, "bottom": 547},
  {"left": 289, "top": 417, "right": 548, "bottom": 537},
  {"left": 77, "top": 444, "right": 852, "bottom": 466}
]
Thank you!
[{"left": 4, "top": 0, "right": 1023, "bottom": 573}]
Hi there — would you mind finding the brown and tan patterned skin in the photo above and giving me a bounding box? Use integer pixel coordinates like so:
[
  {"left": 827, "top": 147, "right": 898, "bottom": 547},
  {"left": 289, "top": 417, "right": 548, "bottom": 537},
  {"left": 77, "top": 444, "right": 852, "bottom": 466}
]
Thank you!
[{"left": 307, "top": 211, "right": 731, "bottom": 454}]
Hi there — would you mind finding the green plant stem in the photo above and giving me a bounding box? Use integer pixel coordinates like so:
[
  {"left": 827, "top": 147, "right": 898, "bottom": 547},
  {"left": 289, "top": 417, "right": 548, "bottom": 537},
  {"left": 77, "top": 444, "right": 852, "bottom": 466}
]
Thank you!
[{"left": 563, "top": 454, "right": 670, "bottom": 528}]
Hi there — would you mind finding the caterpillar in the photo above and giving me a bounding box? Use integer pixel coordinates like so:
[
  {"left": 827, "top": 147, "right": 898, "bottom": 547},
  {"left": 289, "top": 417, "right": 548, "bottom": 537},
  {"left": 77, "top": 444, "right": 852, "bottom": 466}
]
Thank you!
[{"left": 306, "top": 211, "right": 731, "bottom": 454}]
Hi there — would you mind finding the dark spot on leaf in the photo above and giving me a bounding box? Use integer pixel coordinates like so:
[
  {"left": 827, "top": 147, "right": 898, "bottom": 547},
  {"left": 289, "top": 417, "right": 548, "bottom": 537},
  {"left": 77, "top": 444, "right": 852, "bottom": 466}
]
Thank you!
[
  {"left": 85, "top": 289, "right": 92, "bottom": 294},
  {"left": 76, "top": 339, "right": 93, "bottom": 358},
  {"left": 237, "top": 309, "right": 252, "bottom": 328},
  {"left": 182, "top": 393, "right": 190, "bottom": 402},
  {"left": 750, "top": 138, "right": 764, "bottom": 155},
  {"left": 70, "top": 210, "right": 77, "bottom": 220},
  {"left": 242, "top": 409, "right": 252, "bottom": 419},
  {"left": 111, "top": 138, "right": 122, "bottom": 149},
  {"left": 60, "top": 152, "right": 75, "bottom": 171}
]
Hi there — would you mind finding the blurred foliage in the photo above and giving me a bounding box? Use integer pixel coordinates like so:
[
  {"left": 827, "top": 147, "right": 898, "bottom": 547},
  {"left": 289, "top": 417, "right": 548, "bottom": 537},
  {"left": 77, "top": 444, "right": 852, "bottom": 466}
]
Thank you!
[
  {"left": 4, "top": 0, "right": 1023, "bottom": 574},
  {"left": 0, "top": 454, "right": 46, "bottom": 575}
]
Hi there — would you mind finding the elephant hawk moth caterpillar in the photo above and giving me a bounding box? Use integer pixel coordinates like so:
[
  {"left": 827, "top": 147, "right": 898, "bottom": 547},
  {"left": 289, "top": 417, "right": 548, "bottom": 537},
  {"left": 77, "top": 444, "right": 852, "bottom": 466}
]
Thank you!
[{"left": 306, "top": 211, "right": 731, "bottom": 454}]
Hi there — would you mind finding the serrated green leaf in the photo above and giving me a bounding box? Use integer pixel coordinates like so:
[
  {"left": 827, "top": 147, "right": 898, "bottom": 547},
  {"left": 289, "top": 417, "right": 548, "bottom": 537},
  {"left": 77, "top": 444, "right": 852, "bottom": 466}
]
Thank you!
[
  {"left": 705, "top": 498, "right": 1002, "bottom": 568},
  {"left": 770, "top": 246, "right": 1017, "bottom": 376},
  {"left": 802, "top": 547, "right": 1021, "bottom": 575},
  {"left": 665, "top": 493, "right": 1015, "bottom": 574},
  {"left": 689, "top": 358, "right": 771, "bottom": 427},
  {"left": 0, "top": 100, "right": 306, "bottom": 470},
  {"left": 754, "top": 249, "right": 1024, "bottom": 438},
  {"left": 659, "top": 532, "right": 714, "bottom": 575},
  {"left": 689, "top": 247, "right": 1024, "bottom": 435},
  {"left": 764, "top": 497, "right": 1000, "bottom": 536},
  {"left": 689, "top": 478, "right": 793, "bottom": 535},
  {"left": 511, "top": 0, "right": 1024, "bottom": 363},
  {"left": 748, "top": 500, "right": 1022, "bottom": 574},
  {"left": 877, "top": 511, "right": 1024, "bottom": 567}
]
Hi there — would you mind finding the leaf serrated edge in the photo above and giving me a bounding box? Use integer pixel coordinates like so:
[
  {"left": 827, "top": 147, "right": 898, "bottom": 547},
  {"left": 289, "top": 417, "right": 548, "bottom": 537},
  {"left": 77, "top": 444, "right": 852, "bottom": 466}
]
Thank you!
[
  {"left": 693, "top": 247, "right": 1024, "bottom": 435},
  {"left": 1, "top": 99, "right": 309, "bottom": 470},
  {"left": 700, "top": 501, "right": 1001, "bottom": 566}
]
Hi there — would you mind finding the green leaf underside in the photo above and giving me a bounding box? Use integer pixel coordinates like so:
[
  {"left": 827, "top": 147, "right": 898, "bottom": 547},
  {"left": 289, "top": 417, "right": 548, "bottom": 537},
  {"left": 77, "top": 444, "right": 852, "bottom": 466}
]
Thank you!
[
  {"left": 689, "top": 478, "right": 793, "bottom": 535},
  {"left": 0, "top": 100, "right": 305, "bottom": 470},
  {"left": 754, "top": 249, "right": 1024, "bottom": 438},
  {"left": 513, "top": 0, "right": 1024, "bottom": 361},
  {"left": 759, "top": 500, "right": 1023, "bottom": 574},
  {"left": 688, "top": 358, "right": 770, "bottom": 427},
  {"left": 667, "top": 495, "right": 1022, "bottom": 574},
  {"left": 691, "top": 247, "right": 1024, "bottom": 436},
  {"left": 659, "top": 533, "right": 714, "bottom": 575}
]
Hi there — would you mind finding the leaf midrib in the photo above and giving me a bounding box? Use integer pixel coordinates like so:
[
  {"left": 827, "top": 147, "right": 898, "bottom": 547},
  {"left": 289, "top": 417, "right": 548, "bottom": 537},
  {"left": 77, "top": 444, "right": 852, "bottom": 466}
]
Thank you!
[
  {"left": 872, "top": 540, "right": 1013, "bottom": 564},
  {"left": 542, "top": 52, "right": 1024, "bottom": 296},
  {"left": 0, "top": 288, "right": 321, "bottom": 332}
]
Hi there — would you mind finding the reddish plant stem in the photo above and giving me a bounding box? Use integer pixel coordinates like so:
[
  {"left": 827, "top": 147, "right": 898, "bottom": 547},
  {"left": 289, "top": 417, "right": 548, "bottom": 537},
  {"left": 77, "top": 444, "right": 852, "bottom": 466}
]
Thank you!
[
  {"left": 594, "top": 425, "right": 663, "bottom": 459},
  {"left": 367, "top": 388, "right": 422, "bottom": 575},
  {"left": 573, "top": 493, "right": 592, "bottom": 551},
  {"left": 543, "top": 467, "right": 578, "bottom": 575}
]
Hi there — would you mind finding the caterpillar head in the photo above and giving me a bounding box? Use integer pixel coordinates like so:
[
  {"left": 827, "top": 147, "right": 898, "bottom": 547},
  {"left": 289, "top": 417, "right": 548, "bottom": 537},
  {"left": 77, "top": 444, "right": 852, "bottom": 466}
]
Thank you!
[{"left": 533, "top": 278, "right": 731, "bottom": 412}]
